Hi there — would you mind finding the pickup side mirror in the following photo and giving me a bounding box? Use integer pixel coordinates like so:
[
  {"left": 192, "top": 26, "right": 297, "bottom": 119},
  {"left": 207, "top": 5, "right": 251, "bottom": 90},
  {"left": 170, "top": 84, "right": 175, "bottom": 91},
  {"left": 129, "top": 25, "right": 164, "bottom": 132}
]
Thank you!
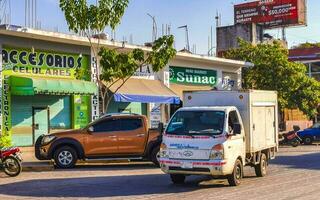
[
  {"left": 87, "top": 126, "right": 94, "bottom": 133},
  {"left": 158, "top": 122, "right": 164, "bottom": 134},
  {"left": 233, "top": 123, "right": 242, "bottom": 135}
]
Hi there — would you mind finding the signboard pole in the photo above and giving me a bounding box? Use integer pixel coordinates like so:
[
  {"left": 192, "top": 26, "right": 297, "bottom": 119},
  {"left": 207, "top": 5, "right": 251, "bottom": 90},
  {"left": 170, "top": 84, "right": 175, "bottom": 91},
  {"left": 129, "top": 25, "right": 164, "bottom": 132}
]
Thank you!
[
  {"left": 0, "top": 44, "right": 2, "bottom": 136},
  {"left": 90, "top": 49, "right": 100, "bottom": 121}
]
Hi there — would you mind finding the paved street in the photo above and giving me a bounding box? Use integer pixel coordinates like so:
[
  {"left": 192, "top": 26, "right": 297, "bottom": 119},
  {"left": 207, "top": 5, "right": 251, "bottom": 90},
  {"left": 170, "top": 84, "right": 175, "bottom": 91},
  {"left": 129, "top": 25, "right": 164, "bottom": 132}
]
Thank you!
[{"left": 1, "top": 146, "right": 320, "bottom": 200}]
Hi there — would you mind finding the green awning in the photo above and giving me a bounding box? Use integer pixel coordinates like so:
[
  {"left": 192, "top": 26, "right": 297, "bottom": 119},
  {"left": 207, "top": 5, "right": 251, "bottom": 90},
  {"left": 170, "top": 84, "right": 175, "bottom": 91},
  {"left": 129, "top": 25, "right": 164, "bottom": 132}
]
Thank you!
[{"left": 10, "top": 76, "right": 98, "bottom": 95}]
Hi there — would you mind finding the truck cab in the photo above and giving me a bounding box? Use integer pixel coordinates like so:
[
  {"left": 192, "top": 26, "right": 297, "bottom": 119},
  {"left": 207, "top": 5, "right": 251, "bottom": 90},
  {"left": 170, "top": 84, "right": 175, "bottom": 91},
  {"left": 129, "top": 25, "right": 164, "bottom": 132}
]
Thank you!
[{"left": 160, "top": 106, "right": 246, "bottom": 185}]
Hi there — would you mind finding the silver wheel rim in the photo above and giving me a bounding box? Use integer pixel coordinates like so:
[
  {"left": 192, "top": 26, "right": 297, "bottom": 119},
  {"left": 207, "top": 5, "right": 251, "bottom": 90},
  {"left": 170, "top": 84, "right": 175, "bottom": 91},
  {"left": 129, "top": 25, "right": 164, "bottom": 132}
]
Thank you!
[
  {"left": 262, "top": 159, "right": 266, "bottom": 174},
  {"left": 305, "top": 138, "right": 311, "bottom": 143},
  {"left": 236, "top": 165, "right": 241, "bottom": 180},
  {"left": 58, "top": 150, "right": 73, "bottom": 166},
  {"left": 4, "top": 158, "right": 19, "bottom": 174}
]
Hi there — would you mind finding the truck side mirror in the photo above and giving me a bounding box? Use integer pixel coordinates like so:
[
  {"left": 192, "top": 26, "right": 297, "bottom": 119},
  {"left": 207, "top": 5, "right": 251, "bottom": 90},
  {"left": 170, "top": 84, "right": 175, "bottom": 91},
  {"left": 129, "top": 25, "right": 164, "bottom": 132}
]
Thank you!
[
  {"left": 233, "top": 123, "right": 241, "bottom": 135},
  {"left": 158, "top": 122, "right": 164, "bottom": 134}
]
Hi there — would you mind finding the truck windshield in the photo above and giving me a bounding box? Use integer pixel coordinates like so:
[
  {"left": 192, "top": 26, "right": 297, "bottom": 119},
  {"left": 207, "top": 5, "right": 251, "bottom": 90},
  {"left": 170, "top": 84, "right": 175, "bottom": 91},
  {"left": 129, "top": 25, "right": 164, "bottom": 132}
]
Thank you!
[{"left": 166, "top": 111, "right": 225, "bottom": 136}]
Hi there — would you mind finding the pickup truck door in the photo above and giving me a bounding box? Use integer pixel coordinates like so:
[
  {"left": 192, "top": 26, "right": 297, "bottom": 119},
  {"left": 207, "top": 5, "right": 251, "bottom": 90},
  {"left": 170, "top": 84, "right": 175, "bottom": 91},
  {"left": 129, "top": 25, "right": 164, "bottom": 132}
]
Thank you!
[
  {"left": 116, "top": 117, "right": 148, "bottom": 154},
  {"left": 84, "top": 118, "right": 119, "bottom": 156},
  {"left": 226, "top": 110, "right": 246, "bottom": 165}
]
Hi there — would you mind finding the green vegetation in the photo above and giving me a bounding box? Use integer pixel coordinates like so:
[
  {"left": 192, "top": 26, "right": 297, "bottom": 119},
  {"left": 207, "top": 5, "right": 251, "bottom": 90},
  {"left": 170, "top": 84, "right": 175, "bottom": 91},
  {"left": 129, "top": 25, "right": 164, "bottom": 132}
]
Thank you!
[
  {"left": 225, "top": 39, "right": 320, "bottom": 118},
  {"left": 293, "top": 42, "right": 320, "bottom": 49},
  {"left": 60, "top": 0, "right": 176, "bottom": 113}
]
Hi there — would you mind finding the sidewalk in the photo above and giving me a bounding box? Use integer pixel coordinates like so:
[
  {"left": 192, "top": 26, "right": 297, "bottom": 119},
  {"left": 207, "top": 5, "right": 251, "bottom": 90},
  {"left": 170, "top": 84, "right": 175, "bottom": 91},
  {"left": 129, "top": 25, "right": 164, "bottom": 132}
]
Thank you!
[{"left": 20, "top": 147, "right": 54, "bottom": 172}]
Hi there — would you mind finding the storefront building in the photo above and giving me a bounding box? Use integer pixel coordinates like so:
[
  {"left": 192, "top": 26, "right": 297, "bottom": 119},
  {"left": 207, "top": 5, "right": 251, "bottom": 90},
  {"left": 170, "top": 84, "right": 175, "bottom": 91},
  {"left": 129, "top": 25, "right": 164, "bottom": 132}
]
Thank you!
[
  {"left": 289, "top": 47, "right": 320, "bottom": 122},
  {"left": 0, "top": 25, "right": 97, "bottom": 146},
  {"left": 0, "top": 25, "right": 250, "bottom": 146}
]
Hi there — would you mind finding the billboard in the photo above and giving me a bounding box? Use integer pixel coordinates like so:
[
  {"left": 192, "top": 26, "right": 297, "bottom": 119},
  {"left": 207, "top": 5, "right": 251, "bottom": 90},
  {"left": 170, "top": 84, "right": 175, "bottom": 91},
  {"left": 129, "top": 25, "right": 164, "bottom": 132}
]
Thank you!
[{"left": 234, "top": 0, "right": 306, "bottom": 28}]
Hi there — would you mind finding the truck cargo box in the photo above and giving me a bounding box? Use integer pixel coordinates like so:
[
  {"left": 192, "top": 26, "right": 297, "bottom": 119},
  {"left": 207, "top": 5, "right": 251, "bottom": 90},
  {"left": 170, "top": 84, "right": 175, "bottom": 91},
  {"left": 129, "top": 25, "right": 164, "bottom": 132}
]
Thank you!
[{"left": 183, "top": 90, "right": 278, "bottom": 153}]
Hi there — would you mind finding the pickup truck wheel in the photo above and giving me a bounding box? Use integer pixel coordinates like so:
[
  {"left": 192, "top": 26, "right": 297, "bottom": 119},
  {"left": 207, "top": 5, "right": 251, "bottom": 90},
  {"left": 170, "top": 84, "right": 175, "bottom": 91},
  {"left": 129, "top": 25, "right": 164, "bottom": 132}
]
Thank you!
[
  {"left": 150, "top": 146, "right": 160, "bottom": 167},
  {"left": 170, "top": 174, "right": 186, "bottom": 184},
  {"left": 303, "top": 136, "right": 313, "bottom": 145},
  {"left": 227, "top": 159, "right": 243, "bottom": 186},
  {"left": 255, "top": 153, "right": 267, "bottom": 177},
  {"left": 54, "top": 146, "right": 77, "bottom": 169}
]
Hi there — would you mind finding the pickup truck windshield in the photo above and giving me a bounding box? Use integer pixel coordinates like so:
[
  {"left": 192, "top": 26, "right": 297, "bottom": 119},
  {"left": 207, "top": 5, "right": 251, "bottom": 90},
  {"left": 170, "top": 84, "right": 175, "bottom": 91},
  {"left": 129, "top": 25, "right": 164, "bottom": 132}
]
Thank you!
[{"left": 166, "top": 111, "right": 225, "bottom": 136}]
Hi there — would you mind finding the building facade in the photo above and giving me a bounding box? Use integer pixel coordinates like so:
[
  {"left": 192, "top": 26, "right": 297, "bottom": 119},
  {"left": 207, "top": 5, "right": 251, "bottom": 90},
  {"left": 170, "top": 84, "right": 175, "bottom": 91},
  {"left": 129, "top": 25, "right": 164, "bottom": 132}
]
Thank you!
[
  {"left": 289, "top": 47, "right": 320, "bottom": 122},
  {"left": 0, "top": 24, "right": 250, "bottom": 146}
]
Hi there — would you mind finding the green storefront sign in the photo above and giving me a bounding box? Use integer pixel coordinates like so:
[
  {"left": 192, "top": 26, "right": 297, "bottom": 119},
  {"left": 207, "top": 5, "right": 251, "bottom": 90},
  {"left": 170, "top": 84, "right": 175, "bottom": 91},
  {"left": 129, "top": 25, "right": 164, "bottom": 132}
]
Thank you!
[
  {"left": 1, "top": 46, "right": 93, "bottom": 146},
  {"left": 2, "top": 46, "right": 89, "bottom": 78},
  {"left": 169, "top": 66, "right": 217, "bottom": 86}
]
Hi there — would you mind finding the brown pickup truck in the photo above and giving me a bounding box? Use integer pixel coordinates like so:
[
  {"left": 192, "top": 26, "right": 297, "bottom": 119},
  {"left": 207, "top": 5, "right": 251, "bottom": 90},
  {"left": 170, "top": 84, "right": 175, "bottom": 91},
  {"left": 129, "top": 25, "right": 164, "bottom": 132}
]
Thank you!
[{"left": 35, "top": 113, "right": 163, "bottom": 168}]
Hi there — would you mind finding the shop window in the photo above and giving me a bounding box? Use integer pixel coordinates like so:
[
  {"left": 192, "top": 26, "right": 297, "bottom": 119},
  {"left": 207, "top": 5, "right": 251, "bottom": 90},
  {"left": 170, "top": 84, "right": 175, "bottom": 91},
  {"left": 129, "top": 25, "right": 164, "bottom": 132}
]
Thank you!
[{"left": 311, "top": 62, "right": 320, "bottom": 73}]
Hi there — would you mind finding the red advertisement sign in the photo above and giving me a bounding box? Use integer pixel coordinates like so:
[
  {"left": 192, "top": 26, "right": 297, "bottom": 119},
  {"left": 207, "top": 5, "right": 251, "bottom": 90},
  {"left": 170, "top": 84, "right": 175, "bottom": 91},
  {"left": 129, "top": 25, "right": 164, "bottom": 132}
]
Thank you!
[{"left": 234, "top": 0, "right": 306, "bottom": 28}]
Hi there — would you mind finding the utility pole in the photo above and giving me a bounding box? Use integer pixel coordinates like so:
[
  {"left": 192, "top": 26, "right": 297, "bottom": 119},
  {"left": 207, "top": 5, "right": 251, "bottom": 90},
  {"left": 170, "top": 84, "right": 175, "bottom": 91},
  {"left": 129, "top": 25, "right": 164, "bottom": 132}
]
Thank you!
[
  {"left": 178, "top": 25, "right": 190, "bottom": 51},
  {"left": 147, "top": 13, "right": 157, "bottom": 41}
]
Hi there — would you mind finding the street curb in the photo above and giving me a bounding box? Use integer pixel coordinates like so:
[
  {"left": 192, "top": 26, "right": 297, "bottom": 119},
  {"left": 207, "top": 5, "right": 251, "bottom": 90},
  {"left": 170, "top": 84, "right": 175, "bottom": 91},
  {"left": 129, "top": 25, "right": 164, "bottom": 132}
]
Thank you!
[{"left": 22, "top": 162, "right": 55, "bottom": 172}]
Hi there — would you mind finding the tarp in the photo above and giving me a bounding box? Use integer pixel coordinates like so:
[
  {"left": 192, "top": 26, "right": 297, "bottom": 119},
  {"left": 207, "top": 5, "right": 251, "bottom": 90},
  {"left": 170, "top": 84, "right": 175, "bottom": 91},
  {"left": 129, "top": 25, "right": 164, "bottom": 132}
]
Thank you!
[
  {"left": 10, "top": 76, "right": 98, "bottom": 95},
  {"left": 109, "top": 78, "right": 180, "bottom": 104}
]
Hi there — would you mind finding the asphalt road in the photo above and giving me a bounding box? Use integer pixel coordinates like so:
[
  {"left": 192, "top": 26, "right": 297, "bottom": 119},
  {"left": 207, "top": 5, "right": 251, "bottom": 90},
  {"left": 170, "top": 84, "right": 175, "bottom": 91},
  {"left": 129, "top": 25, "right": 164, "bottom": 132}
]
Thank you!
[{"left": 1, "top": 145, "right": 320, "bottom": 200}]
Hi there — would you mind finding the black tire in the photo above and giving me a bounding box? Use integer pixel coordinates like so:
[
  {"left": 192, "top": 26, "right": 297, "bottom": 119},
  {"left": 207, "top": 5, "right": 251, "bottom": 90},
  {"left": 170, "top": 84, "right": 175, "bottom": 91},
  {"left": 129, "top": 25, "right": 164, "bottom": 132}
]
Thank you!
[
  {"left": 53, "top": 146, "right": 77, "bottom": 169},
  {"left": 150, "top": 146, "right": 160, "bottom": 167},
  {"left": 170, "top": 174, "right": 186, "bottom": 184},
  {"left": 3, "top": 156, "right": 22, "bottom": 177},
  {"left": 228, "top": 159, "right": 243, "bottom": 186},
  {"left": 290, "top": 139, "right": 300, "bottom": 147},
  {"left": 255, "top": 153, "right": 267, "bottom": 177},
  {"left": 303, "top": 136, "right": 313, "bottom": 145}
]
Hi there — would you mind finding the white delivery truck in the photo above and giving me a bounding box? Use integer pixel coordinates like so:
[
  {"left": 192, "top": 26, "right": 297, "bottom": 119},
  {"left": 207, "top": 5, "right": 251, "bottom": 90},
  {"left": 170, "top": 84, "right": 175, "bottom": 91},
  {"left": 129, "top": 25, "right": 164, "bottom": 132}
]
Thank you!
[{"left": 160, "top": 90, "right": 278, "bottom": 186}]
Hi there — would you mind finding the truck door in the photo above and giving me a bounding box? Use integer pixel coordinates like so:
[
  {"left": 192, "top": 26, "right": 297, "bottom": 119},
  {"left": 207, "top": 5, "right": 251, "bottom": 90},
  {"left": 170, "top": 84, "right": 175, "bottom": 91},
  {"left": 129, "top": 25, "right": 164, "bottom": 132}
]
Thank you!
[
  {"left": 116, "top": 117, "right": 147, "bottom": 154},
  {"left": 85, "top": 118, "right": 119, "bottom": 156},
  {"left": 265, "top": 107, "right": 276, "bottom": 147},
  {"left": 227, "top": 110, "right": 246, "bottom": 164}
]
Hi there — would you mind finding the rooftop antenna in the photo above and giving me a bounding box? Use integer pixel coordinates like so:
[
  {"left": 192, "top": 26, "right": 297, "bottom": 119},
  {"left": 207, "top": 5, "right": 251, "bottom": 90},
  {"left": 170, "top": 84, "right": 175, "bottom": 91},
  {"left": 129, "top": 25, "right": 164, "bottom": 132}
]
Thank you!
[
  {"left": 0, "top": 0, "right": 10, "bottom": 24},
  {"left": 147, "top": 13, "right": 157, "bottom": 41},
  {"left": 178, "top": 25, "right": 190, "bottom": 51}
]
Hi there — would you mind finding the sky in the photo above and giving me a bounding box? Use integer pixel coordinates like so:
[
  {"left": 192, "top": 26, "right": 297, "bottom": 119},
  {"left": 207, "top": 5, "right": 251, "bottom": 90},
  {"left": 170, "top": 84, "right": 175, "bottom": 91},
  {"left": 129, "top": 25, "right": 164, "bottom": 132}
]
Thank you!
[{"left": 2, "top": 0, "right": 320, "bottom": 55}]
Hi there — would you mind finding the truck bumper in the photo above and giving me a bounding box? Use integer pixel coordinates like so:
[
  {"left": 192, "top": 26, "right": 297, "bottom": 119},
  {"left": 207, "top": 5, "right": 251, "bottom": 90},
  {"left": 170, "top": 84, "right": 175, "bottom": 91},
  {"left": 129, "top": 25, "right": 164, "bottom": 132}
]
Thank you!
[
  {"left": 160, "top": 159, "right": 229, "bottom": 176},
  {"left": 34, "top": 135, "right": 50, "bottom": 160}
]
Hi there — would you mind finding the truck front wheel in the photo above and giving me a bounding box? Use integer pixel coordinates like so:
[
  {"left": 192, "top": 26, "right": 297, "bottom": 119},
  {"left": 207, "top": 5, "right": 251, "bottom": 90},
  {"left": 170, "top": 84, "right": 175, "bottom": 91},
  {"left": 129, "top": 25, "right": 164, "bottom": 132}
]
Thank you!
[
  {"left": 227, "top": 159, "right": 243, "bottom": 186},
  {"left": 170, "top": 174, "right": 186, "bottom": 184},
  {"left": 150, "top": 146, "right": 160, "bottom": 167},
  {"left": 255, "top": 153, "right": 267, "bottom": 177},
  {"left": 54, "top": 146, "right": 77, "bottom": 169}
]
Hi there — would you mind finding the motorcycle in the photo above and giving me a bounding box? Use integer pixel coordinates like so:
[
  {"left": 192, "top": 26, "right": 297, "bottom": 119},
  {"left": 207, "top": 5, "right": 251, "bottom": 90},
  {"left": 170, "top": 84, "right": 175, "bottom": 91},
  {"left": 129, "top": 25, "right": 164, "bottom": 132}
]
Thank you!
[
  {"left": 0, "top": 147, "right": 22, "bottom": 177},
  {"left": 279, "top": 126, "right": 302, "bottom": 147}
]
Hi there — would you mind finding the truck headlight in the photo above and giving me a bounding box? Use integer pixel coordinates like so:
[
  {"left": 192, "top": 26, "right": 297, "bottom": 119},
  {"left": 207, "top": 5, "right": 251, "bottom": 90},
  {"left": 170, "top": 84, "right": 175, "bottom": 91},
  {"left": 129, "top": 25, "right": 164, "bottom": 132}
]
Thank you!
[
  {"left": 41, "top": 135, "right": 56, "bottom": 146},
  {"left": 160, "top": 143, "right": 169, "bottom": 158},
  {"left": 210, "top": 144, "right": 224, "bottom": 160}
]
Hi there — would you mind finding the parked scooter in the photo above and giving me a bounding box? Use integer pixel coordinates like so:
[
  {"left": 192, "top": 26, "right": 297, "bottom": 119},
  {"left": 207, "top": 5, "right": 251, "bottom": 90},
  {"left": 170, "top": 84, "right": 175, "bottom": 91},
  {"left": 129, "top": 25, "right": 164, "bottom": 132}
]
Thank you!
[
  {"left": 279, "top": 126, "right": 302, "bottom": 147},
  {"left": 0, "top": 147, "right": 22, "bottom": 177}
]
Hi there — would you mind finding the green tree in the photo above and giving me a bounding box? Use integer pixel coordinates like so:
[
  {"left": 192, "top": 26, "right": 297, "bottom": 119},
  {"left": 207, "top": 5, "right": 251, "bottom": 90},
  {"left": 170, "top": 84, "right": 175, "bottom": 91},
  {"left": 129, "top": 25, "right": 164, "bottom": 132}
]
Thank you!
[
  {"left": 99, "top": 35, "right": 176, "bottom": 111},
  {"left": 60, "top": 0, "right": 176, "bottom": 113},
  {"left": 225, "top": 39, "right": 320, "bottom": 118},
  {"left": 293, "top": 42, "right": 320, "bottom": 49}
]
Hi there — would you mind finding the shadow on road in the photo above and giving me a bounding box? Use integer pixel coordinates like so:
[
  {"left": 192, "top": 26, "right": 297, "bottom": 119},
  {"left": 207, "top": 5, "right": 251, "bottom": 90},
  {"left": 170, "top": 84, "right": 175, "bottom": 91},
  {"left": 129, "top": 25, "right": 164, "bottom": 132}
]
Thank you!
[
  {"left": 0, "top": 174, "right": 228, "bottom": 198},
  {"left": 60, "top": 163, "right": 158, "bottom": 171},
  {"left": 270, "top": 152, "right": 320, "bottom": 170}
]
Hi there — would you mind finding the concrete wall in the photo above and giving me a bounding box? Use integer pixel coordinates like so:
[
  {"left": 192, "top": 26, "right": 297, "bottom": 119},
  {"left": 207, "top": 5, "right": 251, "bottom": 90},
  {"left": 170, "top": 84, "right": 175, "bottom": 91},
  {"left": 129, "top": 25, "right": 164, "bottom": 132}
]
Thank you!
[
  {"left": 216, "top": 23, "right": 264, "bottom": 55},
  {"left": 0, "top": 35, "right": 91, "bottom": 55}
]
